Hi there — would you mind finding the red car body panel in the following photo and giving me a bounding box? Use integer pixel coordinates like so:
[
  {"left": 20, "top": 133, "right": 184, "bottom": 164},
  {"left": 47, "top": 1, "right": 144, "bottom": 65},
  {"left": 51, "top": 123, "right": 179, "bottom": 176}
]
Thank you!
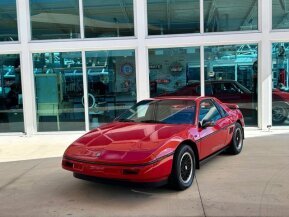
[
  {"left": 62, "top": 96, "right": 244, "bottom": 184},
  {"left": 272, "top": 89, "right": 289, "bottom": 102}
]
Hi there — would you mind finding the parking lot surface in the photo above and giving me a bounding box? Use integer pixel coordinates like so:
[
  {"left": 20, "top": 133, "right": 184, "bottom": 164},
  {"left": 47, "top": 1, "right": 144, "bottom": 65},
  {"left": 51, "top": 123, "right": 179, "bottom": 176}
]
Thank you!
[{"left": 0, "top": 132, "right": 289, "bottom": 217}]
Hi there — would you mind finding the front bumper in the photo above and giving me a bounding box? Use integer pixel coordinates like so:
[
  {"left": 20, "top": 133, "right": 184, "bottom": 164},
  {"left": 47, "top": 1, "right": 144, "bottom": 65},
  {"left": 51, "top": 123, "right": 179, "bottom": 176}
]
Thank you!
[{"left": 62, "top": 154, "right": 173, "bottom": 183}]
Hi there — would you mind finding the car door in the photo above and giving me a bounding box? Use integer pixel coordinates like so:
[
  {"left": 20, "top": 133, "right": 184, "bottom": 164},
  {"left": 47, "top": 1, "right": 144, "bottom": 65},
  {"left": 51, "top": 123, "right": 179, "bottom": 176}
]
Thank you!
[
  {"left": 212, "top": 99, "right": 234, "bottom": 147},
  {"left": 198, "top": 99, "right": 227, "bottom": 159}
]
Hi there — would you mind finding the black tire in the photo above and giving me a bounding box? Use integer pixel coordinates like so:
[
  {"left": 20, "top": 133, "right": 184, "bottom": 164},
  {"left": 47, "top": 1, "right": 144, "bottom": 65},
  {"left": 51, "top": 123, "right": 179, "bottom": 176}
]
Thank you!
[
  {"left": 169, "top": 145, "right": 195, "bottom": 190},
  {"left": 272, "top": 102, "right": 288, "bottom": 124},
  {"left": 228, "top": 123, "right": 244, "bottom": 155}
]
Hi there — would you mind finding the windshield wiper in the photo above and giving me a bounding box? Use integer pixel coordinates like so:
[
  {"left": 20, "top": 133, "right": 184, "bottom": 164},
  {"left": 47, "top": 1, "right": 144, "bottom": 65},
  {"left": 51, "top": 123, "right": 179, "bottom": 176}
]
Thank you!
[
  {"left": 141, "top": 120, "right": 164, "bottom": 123},
  {"left": 117, "top": 118, "right": 135, "bottom": 122}
]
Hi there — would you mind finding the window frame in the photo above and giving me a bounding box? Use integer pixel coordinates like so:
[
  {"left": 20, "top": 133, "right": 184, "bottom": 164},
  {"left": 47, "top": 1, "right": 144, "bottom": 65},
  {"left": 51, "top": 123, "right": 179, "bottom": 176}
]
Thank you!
[{"left": 212, "top": 99, "right": 228, "bottom": 118}]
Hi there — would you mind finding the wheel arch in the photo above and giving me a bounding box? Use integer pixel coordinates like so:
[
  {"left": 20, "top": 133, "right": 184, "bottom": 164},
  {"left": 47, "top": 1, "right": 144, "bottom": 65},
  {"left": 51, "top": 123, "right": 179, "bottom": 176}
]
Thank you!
[
  {"left": 176, "top": 140, "right": 200, "bottom": 169},
  {"left": 236, "top": 119, "right": 242, "bottom": 125}
]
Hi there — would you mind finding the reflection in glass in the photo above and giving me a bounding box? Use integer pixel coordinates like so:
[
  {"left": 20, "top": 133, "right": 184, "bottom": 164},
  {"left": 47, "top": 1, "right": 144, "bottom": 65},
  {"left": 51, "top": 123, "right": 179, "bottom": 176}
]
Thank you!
[
  {"left": 83, "top": 0, "right": 134, "bottom": 38},
  {"left": 149, "top": 47, "right": 200, "bottom": 97},
  {"left": 204, "top": 44, "right": 258, "bottom": 126},
  {"left": 0, "top": 54, "right": 24, "bottom": 132},
  {"left": 30, "top": 0, "right": 80, "bottom": 40},
  {"left": 147, "top": 0, "right": 200, "bottom": 35},
  {"left": 0, "top": 0, "right": 18, "bottom": 41},
  {"left": 85, "top": 50, "right": 136, "bottom": 129},
  {"left": 272, "top": 0, "right": 289, "bottom": 29},
  {"left": 33, "top": 52, "right": 85, "bottom": 131},
  {"left": 272, "top": 43, "right": 289, "bottom": 125},
  {"left": 204, "top": 0, "right": 258, "bottom": 32}
]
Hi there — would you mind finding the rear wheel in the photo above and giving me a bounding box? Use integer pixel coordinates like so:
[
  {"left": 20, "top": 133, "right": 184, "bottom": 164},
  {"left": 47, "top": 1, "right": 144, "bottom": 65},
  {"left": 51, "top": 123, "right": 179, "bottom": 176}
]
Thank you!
[
  {"left": 228, "top": 123, "right": 243, "bottom": 155},
  {"left": 272, "top": 102, "right": 288, "bottom": 124},
  {"left": 169, "top": 145, "right": 195, "bottom": 190}
]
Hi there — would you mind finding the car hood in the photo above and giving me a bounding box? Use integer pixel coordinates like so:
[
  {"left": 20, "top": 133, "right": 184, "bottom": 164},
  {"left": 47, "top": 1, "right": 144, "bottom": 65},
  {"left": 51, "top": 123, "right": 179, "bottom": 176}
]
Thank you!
[{"left": 64, "top": 122, "right": 189, "bottom": 165}]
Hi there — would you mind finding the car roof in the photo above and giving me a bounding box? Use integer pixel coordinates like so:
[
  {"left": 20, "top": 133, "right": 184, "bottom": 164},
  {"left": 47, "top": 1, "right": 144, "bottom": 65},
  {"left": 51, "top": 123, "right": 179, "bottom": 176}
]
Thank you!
[{"left": 152, "top": 96, "right": 214, "bottom": 102}]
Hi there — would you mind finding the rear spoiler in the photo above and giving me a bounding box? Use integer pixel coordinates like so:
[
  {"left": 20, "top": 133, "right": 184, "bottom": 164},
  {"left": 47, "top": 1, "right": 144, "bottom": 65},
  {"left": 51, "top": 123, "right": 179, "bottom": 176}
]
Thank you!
[{"left": 225, "top": 103, "right": 239, "bottom": 110}]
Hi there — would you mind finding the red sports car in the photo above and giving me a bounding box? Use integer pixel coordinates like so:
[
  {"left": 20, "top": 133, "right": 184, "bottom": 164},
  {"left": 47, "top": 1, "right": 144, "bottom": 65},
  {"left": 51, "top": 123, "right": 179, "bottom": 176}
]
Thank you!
[{"left": 62, "top": 96, "right": 244, "bottom": 190}]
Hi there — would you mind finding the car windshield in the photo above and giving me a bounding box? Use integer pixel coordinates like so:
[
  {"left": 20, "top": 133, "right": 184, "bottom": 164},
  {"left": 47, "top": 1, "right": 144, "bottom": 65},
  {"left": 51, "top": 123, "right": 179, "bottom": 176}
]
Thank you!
[{"left": 116, "top": 99, "right": 196, "bottom": 125}]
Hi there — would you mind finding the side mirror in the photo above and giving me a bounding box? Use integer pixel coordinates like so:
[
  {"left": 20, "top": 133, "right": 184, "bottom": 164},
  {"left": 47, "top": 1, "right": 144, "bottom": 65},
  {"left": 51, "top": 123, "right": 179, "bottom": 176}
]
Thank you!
[{"left": 200, "top": 119, "right": 215, "bottom": 128}]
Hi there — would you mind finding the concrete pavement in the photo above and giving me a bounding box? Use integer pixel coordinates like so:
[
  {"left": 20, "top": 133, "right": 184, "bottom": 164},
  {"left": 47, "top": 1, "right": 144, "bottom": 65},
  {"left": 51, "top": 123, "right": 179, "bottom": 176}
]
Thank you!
[
  {"left": 0, "top": 131, "right": 289, "bottom": 217},
  {"left": 0, "top": 134, "right": 82, "bottom": 163}
]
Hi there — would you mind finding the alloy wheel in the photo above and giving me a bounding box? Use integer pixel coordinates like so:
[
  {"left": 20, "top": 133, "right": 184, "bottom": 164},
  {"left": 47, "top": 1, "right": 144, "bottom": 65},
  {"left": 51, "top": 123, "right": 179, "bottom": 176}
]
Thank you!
[{"left": 180, "top": 152, "right": 193, "bottom": 184}]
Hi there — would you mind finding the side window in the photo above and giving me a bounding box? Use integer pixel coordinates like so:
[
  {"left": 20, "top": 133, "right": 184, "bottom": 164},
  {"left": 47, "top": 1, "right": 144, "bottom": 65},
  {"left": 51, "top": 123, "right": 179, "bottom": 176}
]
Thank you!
[
  {"left": 213, "top": 82, "right": 240, "bottom": 94},
  {"left": 199, "top": 100, "right": 222, "bottom": 122},
  {"left": 231, "top": 83, "right": 244, "bottom": 94},
  {"left": 213, "top": 100, "right": 228, "bottom": 117},
  {"left": 224, "top": 83, "right": 239, "bottom": 94}
]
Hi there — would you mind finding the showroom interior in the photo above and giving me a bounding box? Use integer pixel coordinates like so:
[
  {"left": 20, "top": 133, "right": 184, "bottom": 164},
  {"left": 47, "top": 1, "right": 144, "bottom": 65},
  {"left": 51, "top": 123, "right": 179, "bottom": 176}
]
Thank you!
[{"left": 1, "top": 0, "right": 289, "bottom": 135}]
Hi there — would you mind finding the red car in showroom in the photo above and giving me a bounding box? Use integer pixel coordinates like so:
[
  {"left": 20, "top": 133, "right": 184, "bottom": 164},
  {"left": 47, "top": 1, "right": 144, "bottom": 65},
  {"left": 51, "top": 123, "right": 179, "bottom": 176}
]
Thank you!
[
  {"left": 62, "top": 96, "right": 244, "bottom": 190},
  {"left": 163, "top": 80, "right": 289, "bottom": 124}
]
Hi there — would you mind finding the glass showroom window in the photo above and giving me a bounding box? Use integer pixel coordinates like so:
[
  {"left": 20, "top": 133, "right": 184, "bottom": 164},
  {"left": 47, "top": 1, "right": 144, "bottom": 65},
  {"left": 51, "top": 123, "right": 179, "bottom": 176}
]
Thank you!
[
  {"left": 272, "top": 43, "right": 289, "bottom": 126},
  {"left": 204, "top": 0, "right": 258, "bottom": 32},
  {"left": 85, "top": 50, "right": 136, "bottom": 129},
  {"left": 33, "top": 52, "right": 85, "bottom": 132},
  {"left": 204, "top": 44, "right": 258, "bottom": 126},
  {"left": 0, "top": 54, "right": 24, "bottom": 133},
  {"left": 83, "top": 0, "right": 134, "bottom": 38},
  {"left": 0, "top": 0, "right": 18, "bottom": 41},
  {"left": 147, "top": 0, "right": 200, "bottom": 35},
  {"left": 272, "top": 0, "right": 289, "bottom": 29},
  {"left": 149, "top": 47, "right": 200, "bottom": 97},
  {"left": 30, "top": 0, "right": 80, "bottom": 40}
]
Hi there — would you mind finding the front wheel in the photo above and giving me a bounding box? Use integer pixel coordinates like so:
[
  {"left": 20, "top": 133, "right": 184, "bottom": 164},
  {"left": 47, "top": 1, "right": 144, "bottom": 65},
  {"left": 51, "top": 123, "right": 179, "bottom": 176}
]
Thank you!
[
  {"left": 169, "top": 145, "right": 195, "bottom": 190},
  {"left": 227, "top": 123, "right": 244, "bottom": 155}
]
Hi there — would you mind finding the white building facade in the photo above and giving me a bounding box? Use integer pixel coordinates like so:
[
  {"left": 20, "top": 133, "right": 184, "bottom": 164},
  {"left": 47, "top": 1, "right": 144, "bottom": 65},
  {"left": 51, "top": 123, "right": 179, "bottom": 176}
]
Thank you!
[{"left": 1, "top": 0, "right": 289, "bottom": 136}]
